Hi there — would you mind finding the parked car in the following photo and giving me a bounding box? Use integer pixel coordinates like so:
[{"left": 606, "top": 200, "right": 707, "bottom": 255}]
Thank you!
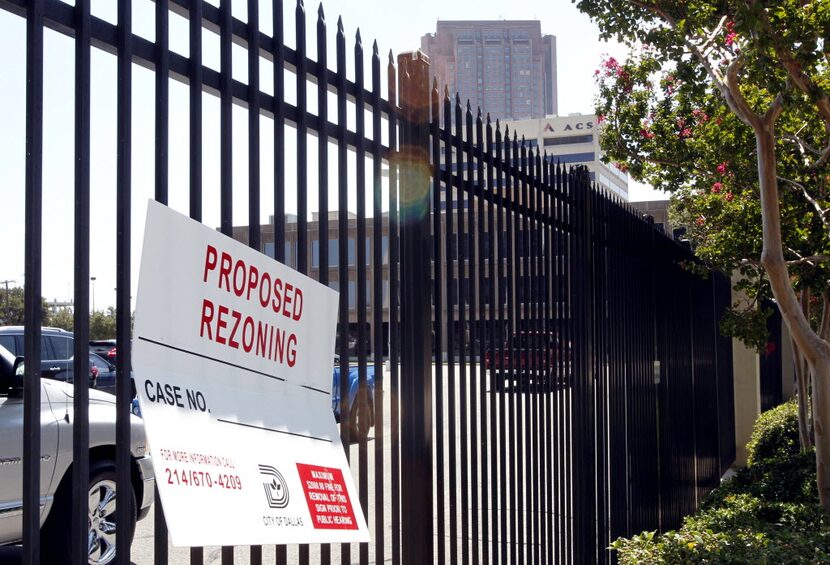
[
  {"left": 332, "top": 355, "right": 376, "bottom": 442},
  {"left": 89, "top": 339, "right": 117, "bottom": 366},
  {"left": 484, "top": 331, "right": 571, "bottom": 390},
  {"left": 0, "top": 344, "right": 154, "bottom": 564},
  {"left": 0, "top": 326, "right": 97, "bottom": 387},
  {"left": 89, "top": 352, "right": 116, "bottom": 393},
  {"left": 130, "top": 354, "right": 376, "bottom": 441}
]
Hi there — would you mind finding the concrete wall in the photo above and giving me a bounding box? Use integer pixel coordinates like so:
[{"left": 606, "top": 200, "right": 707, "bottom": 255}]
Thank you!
[{"left": 732, "top": 336, "right": 761, "bottom": 466}]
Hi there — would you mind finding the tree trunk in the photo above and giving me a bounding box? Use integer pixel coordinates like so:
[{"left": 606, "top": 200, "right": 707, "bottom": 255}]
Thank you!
[
  {"left": 792, "top": 337, "right": 813, "bottom": 449},
  {"left": 754, "top": 121, "right": 830, "bottom": 512},
  {"left": 812, "top": 357, "right": 830, "bottom": 506}
]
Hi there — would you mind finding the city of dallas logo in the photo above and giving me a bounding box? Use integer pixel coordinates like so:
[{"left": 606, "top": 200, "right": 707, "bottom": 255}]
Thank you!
[{"left": 259, "top": 464, "right": 290, "bottom": 509}]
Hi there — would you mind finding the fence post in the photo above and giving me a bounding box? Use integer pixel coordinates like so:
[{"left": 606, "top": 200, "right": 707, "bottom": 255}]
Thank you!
[{"left": 397, "top": 50, "right": 434, "bottom": 564}]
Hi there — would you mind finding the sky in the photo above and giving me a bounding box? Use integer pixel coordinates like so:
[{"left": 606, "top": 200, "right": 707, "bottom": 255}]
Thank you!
[{"left": 0, "top": 0, "right": 666, "bottom": 311}]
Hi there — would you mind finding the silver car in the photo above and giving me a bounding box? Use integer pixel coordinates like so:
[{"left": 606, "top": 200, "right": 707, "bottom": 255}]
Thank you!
[{"left": 0, "top": 344, "right": 154, "bottom": 564}]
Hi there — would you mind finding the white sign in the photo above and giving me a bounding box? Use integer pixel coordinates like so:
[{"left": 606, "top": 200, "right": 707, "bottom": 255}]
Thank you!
[{"left": 133, "top": 200, "right": 369, "bottom": 546}]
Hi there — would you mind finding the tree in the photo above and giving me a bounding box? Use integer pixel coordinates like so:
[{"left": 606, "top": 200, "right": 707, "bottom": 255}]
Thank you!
[
  {"left": 0, "top": 286, "right": 50, "bottom": 326},
  {"left": 89, "top": 308, "right": 117, "bottom": 341},
  {"left": 576, "top": 0, "right": 830, "bottom": 511}
]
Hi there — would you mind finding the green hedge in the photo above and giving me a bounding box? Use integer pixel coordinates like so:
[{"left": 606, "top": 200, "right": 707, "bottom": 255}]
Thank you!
[
  {"left": 612, "top": 399, "right": 830, "bottom": 564},
  {"left": 745, "top": 399, "right": 801, "bottom": 465}
]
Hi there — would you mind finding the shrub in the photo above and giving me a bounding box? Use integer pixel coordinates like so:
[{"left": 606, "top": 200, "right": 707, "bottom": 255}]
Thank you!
[
  {"left": 745, "top": 398, "right": 800, "bottom": 465},
  {"left": 612, "top": 400, "right": 828, "bottom": 564}
]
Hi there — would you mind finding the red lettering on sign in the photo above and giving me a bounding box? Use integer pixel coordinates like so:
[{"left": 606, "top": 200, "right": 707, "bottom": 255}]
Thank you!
[{"left": 296, "top": 463, "right": 358, "bottom": 530}]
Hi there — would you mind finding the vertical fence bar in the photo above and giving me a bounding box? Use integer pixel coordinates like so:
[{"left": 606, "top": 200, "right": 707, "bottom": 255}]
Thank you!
[
  {"left": 189, "top": 3, "right": 205, "bottom": 561},
  {"left": 542, "top": 155, "right": 554, "bottom": 565},
  {"left": 246, "top": 2, "right": 262, "bottom": 562},
  {"left": 485, "top": 115, "right": 500, "bottom": 565},
  {"left": 475, "top": 108, "right": 488, "bottom": 565},
  {"left": 495, "top": 123, "right": 508, "bottom": 565},
  {"left": 317, "top": 9, "right": 330, "bottom": 564},
  {"left": 296, "top": 0, "right": 311, "bottom": 548},
  {"left": 447, "top": 93, "right": 464, "bottom": 563},
  {"left": 22, "top": 2, "right": 44, "bottom": 563},
  {"left": 504, "top": 128, "right": 517, "bottom": 565},
  {"left": 115, "top": 0, "right": 134, "bottom": 562},
  {"left": 219, "top": 1, "right": 233, "bottom": 561},
  {"left": 71, "top": 0, "right": 91, "bottom": 562},
  {"left": 433, "top": 81, "right": 447, "bottom": 565},
  {"left": 397, "top": 50, "right": 433, "bottom": 565},
  {"left": 274, "top": 0, "right": 288, "bottom": 554},
  {"left": 153, "top": 1, "right": 171, "bottom": 562},
  {"left": 354, "top": 28, "right": 370, "bottom": 565},
  {"left": 387, "top": 49, "right": 402, "bottom": 565},
  {"left": 336, "top": 19, "right": 352, "bottom": 565},
  {"left": 460, "top": 100, "right": 472, "bottom": 565},
  {"left": 371, "top": 39, "right": 385, "bottom": 565}
]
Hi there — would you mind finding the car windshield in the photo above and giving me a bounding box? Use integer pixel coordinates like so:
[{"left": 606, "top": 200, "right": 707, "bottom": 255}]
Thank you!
[{"left": 508, "top": 334, "right": 558, "bottom": 350}]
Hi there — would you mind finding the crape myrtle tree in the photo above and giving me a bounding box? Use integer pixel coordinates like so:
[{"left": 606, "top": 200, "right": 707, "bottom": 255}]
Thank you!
[{"left": 575, "top": 0, "right": 830, "bottom": 510}]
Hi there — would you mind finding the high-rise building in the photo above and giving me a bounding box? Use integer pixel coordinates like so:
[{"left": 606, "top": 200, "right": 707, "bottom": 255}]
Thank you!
[
  {"left": 503, "top": 113, "right": 629, "bottom": 201},
  {"left": 421, "top": 20, "right": 557, "bottom": 121}
]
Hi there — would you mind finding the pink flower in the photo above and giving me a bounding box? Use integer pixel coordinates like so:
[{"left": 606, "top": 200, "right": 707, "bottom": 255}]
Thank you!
[
  {"left": 597, "top": 114, "right": 606, "bottom": 124},
  {"left": 711, "top": 182, "right": 722, "bottom": 193},
  {"left": 613, "top": 162, "right": 629, "bottom": 173},
  {"left": 640, "top": 129, "right": 655, "bottom": 139},
  {"left": 695, "top": 215, "right": 706, "bottom": 227},
  {"left": 680, "top": 128, "right": 692, "bottom": 138},
  {"left": 725, "top": 32, "right": 737, "bottom": 46},
  {"left": 716, "top": 162, "right": 728, "bottom": 174},
  {"left": 725, "top": 191, "right": 734, "bottom": 202}
]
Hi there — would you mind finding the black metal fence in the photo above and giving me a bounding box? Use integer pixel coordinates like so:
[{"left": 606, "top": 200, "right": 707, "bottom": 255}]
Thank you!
[{"left": 4, "top": 0, "right": 735, "bottom": 564}]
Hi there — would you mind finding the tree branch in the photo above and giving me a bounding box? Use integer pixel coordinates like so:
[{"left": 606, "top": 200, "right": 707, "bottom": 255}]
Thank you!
[
  {"left": 783, "top": 133, "right": 822, "bottom": 156},
  {"left": 821, "top": 290, "right": 830, "bottom": 342},
  {"left": 700, "top": 15, "right": 729, "bottom": 56},
  {"left": 778, "top": 176, "right": 830, "bottom": 234}
]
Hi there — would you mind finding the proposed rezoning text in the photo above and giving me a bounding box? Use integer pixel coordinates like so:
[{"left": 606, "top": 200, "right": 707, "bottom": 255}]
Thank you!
[{"left": 199, "top": 244, "right": 304, "bottom": 367}]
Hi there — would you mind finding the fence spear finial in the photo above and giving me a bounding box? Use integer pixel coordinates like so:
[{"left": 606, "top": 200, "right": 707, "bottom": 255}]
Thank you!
[
  {"left": 337, "top": 15, "right": 344, "bottom": 35},
  {"left": 317, "top": 2, "right": 324, "bottom": 21},
  {"left": 355, "top": 28, "right": 362, "bottom": 47},
  {"left": 373, "top": 39, "right": 378, "bottom": 56}
]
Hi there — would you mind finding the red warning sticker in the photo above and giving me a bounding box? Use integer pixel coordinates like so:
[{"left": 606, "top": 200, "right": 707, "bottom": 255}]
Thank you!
[{"left": 296, "top": 463, "right": 358, "bottom": 530}]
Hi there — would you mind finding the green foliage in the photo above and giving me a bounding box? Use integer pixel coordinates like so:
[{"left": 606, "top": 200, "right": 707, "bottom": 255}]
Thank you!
[
  {"left": 746, "top": 399, "right": 801, "bottom": 466},
  {"left": 0, "top": 286, "right": 50, "bottom": 326},
  {"left": 0, "top": 285, "right": 118, "bottom": 341},
  {"left": 611, "top": 402, "right": 827, "bottom": 563},
  {"left": 49, "top": 309, "right": 74, "bottom": 332},
  {"left": 576, "top": 0, "right": 830, "bottom": 351},
  {"left": 43, "top": 307, "right": 118, "bottom": 340},
  {"left": 89, "top": 307, "right": 117, "bottom": 341}
]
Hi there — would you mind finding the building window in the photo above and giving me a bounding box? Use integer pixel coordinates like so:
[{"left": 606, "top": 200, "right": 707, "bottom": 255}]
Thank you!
[
  {"left": 543, "top": 134, "right": 593, "bottom": 146},
  {"left": 312, "top": 239, "right": 340, "bottom": 268}
]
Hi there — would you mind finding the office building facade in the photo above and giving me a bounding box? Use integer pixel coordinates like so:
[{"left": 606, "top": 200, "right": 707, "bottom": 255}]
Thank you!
[
  {"left": 421, "top": 20, "right": 557, "bottom": 121},
  {"left": 502, "top": 113, "right": 629, "bottom": 200}
]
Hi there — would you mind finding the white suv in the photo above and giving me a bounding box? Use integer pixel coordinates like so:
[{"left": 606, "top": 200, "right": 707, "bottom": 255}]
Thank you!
[{"left": 0, "top": 344, "right": 154, "bottom": 564}]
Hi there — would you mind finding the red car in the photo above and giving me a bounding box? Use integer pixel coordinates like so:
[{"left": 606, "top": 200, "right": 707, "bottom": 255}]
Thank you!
[{"left": 485, "top": 331, "right": 571, "bottom": 390}]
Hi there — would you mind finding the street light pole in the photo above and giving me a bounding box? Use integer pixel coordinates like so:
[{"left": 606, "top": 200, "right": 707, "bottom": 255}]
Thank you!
[
  {"left": 90, "top": 276, "right": 96, "bottom": 312},
  {"left": 0, "top": 280, "right": 14, "bottom": 324}
]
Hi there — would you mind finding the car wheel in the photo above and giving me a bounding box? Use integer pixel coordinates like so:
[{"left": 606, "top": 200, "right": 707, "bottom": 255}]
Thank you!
[
  {"left": 350, "top": 401, "right": 372, "bottom": 443},
  {"left": 42, "top": 461, "right": 136, "bottom": 565}
]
